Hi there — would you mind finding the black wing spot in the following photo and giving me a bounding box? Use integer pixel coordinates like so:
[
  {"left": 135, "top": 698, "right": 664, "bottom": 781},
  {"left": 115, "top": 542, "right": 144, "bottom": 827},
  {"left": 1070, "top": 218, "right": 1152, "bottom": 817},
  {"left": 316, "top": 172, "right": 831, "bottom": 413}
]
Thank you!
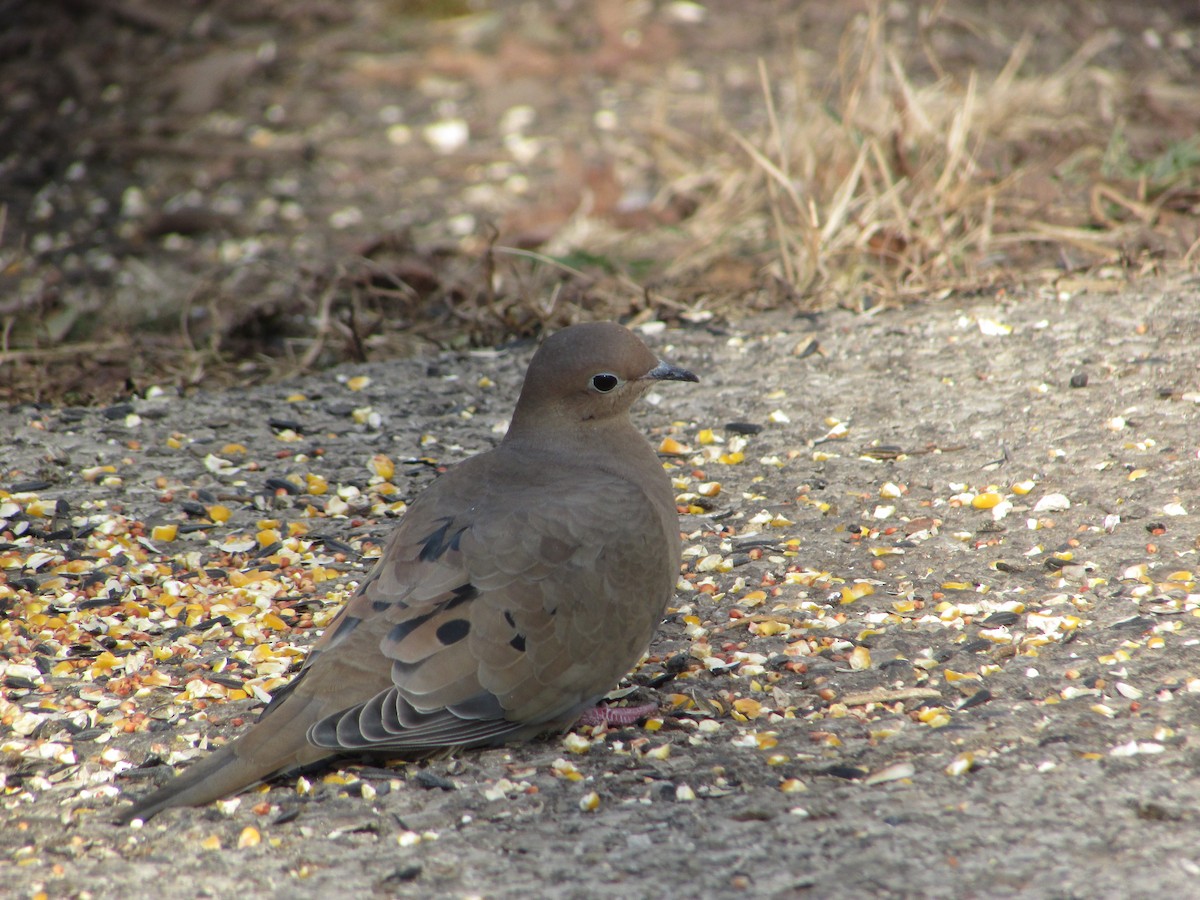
[
  {"left": 503, "top": 610, "right": 516, "bottom": 628},
  {"left": 509, "top": 633, "right": 527, "bottom": 653},
  {"left": 418, "top": 519, "right": 468, "bottom": 562},
  {"left": 446, "top": 583, "right": 479, "bottom": 610},
  {"left": 388, "top": 609, "right": 437, "bottom": 644},
  {"left": 436, "top": 618, "right": 471, "bottom": 645}
]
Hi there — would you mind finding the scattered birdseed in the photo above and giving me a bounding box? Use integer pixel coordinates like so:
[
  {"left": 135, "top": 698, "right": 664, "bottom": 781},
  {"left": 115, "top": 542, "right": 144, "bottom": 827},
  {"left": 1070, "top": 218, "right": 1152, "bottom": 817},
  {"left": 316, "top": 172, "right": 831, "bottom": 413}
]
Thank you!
[{"left": 1, "top": 300, "right": 1193, "bottom": 881}]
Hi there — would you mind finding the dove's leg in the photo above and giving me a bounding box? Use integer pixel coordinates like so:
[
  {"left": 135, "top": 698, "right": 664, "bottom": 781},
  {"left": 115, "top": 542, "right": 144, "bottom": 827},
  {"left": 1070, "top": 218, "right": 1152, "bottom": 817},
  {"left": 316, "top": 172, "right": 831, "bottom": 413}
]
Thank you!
[{"left": 577, "top": 702, "right": 658, "bottom": 727}]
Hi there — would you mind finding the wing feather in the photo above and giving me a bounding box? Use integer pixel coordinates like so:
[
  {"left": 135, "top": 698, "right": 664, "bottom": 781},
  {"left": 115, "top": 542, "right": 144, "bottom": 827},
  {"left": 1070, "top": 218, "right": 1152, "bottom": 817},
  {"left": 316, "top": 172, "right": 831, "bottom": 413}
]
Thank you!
[{"left": 292, "top": 452, "right": 677, "bottom": 754}]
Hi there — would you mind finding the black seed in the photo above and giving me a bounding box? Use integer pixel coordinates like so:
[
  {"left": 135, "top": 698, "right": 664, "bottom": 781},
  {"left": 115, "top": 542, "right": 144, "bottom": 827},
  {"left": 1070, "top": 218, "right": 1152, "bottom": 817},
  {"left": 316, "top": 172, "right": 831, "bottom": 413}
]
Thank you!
[
  {"left": 732, "top": 537, "right": 780, "bottom": 551},
  {"left": 725, "top": 422, "right": 763, "bottom": 435},
  {"left": 1038, "top": 734, "right": 1072, "bottom": 747},
  {"left": 958, "top": 689, "right": 992, "bottom": 710},
  {"left": 316, "top": 536, "right": 355, "bottom": 555},
  {"left": 1110, "top": 615, "right": 1154, "bottom": 632},
  {"left": 380, "top": 864, "right": 422, "bottom": 884},
  {"left": 664, "top": 653, "right": 690, "bottom": 675},
  {"left": 68, "top": 727, "right": 108, "bottom": 742},
  {"left": 1069, "top": 372, "right": 1088, "bottom": 388},
  {"left": 7, "top": 480, "right": 52, "bottom": 493},
  {"left": 794, "top": 338, "right": 820, "bottom": 360},
  {"left": 323, "top": 401, "right": 357, "bottom": 417},
  {"left": 1136, "top": 801, "right": 1183, "bottom": 822},
  {"left": 824, "top": 765, "right": 869, "bottom": 781},
  {"left": 412, "top": 770, "right": 456, "bottom": 791},
  {"left": 982, "top": 611, "right": 1020, "bottom": 627}
]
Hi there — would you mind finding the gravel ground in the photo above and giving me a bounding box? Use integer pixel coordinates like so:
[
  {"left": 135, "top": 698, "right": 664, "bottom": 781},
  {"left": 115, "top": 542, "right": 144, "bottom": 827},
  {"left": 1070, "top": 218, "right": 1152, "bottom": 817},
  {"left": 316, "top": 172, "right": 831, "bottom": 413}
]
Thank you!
[{"left": 4, "top": 275, "right": 1200, "bottom": 898}]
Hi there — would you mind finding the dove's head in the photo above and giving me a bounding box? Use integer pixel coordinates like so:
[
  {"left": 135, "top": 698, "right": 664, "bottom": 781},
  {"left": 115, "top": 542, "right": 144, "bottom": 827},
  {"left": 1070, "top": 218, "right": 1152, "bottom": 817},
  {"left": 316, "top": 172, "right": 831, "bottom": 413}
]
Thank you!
[{"left": 507, "top": 322, "right": 697, "bottom": 435}]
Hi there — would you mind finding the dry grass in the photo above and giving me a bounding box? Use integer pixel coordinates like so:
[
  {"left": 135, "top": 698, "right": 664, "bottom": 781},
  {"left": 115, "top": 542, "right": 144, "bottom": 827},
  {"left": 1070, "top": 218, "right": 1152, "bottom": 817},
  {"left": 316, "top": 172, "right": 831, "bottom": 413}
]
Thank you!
[{"left": 574, "top": 3, "right": 1200, "bottom": 311}]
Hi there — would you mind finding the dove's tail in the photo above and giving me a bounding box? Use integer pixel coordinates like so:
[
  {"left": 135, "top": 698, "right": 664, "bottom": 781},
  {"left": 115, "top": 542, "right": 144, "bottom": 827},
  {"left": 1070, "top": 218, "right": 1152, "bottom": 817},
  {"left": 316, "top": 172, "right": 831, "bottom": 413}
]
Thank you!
[{"left": 114, "top": 697, "right": 332, "bottom": 824}]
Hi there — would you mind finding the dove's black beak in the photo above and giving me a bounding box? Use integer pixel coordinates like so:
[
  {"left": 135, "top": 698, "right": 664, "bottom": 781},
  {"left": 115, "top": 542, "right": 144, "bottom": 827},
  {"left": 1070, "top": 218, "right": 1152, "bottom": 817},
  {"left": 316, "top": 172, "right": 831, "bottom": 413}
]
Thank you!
[{"left": 644, "top": 360, "right": 699, "bottom": 383}]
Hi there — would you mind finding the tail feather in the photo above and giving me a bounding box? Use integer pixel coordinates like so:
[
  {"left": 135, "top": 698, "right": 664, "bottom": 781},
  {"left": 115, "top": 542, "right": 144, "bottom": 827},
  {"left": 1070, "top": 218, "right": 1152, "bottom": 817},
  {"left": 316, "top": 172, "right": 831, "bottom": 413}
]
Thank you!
[
  {"left": 115, "top": 745, "right": 267, "bottom": 824},
  {"left": 115, "top": 697, "right": 332, "bottom": 824}
]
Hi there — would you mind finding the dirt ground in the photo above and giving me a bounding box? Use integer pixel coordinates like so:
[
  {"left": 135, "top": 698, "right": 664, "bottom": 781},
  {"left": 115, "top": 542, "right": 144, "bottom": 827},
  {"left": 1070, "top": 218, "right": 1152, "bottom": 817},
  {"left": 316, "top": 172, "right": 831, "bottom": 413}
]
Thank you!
[
  {"left": 4, "top": 2, "right": 1200, "bottom": 899},
  {"left": 4, "top": 279, "right": 1200, "bottom": 898}
]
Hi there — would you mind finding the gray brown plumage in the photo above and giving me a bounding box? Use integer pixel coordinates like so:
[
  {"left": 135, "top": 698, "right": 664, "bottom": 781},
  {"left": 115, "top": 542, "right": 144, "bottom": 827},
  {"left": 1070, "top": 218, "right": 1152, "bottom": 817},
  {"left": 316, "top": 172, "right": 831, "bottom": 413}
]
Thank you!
[{"left": 116, "top": 322, "right": 697, "bottom": 822}]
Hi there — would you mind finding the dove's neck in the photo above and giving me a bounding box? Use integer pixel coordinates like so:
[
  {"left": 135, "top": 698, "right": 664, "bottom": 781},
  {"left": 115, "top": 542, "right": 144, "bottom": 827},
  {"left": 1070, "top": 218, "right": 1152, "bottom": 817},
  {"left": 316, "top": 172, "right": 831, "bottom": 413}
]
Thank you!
[{"left": 502, "top": 412, "right": 659, "bottom": 473}]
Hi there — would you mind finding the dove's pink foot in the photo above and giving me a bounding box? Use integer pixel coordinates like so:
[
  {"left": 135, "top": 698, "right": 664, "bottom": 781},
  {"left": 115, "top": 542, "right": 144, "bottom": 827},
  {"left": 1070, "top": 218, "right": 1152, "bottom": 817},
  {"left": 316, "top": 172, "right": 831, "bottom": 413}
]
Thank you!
[{"left": 578, "top": 701, "right": 659, "bottom": 727}]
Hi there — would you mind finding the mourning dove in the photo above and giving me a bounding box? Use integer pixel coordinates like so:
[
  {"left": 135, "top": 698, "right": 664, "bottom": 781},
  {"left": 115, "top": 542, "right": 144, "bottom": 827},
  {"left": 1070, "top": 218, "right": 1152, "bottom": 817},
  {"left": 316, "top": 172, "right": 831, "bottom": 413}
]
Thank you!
[{"left": 117, "top": 322, "right": 697, "bottom": 822}]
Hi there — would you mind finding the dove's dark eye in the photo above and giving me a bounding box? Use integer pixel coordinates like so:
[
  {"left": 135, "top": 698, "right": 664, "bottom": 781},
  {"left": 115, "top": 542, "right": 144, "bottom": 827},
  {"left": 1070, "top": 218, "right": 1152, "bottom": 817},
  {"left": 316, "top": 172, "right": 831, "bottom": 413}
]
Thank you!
[{"left": 590, "top": 373, "right": 620, "bottom": 393}]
